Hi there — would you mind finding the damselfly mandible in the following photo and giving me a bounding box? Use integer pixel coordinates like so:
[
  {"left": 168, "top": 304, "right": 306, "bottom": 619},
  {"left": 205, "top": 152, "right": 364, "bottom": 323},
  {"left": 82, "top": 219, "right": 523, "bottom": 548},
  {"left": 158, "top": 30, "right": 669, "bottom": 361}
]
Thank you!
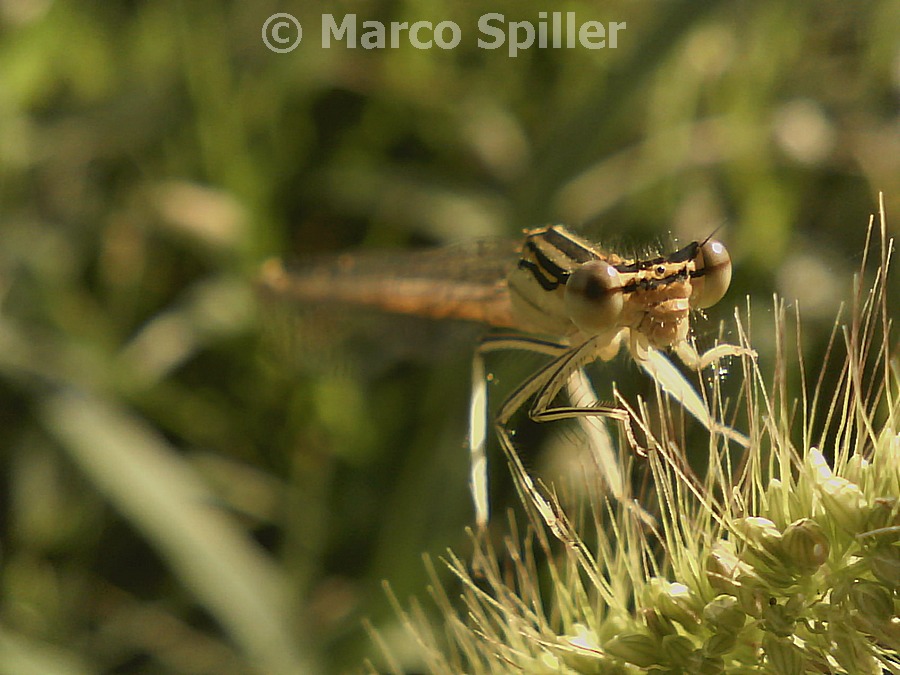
[{"left": 259, "top": 225, "right": 749, "bottom": 529}]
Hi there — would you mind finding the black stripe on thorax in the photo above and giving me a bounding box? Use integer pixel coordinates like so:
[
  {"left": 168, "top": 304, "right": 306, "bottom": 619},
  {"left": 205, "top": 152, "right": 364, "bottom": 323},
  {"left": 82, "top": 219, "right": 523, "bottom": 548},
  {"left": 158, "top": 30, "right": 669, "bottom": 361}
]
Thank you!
[
  {"left": 517, "top": 226, "right": 603, "bottom": 290},
  {"left": 517, "top": 258, "right": 561, "bottom": 291},
  {"left": 538, "top": 226, "right": 597, "bottom": 264},
  {"left": 523, "top": 241, "right": 570, "bottom": 285}
]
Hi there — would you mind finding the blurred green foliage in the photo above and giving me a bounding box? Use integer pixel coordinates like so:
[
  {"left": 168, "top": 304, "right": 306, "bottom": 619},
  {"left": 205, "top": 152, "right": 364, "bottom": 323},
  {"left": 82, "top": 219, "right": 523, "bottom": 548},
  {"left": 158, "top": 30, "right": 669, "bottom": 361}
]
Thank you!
[{"left": 0, "top": 0, "right": 897, "bottom": 673}]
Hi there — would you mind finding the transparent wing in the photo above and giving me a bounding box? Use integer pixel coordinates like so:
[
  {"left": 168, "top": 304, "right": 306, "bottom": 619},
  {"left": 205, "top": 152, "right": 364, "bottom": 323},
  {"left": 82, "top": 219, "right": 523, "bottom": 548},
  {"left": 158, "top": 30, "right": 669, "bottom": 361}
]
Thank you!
[
  {"left": 257, "top": 238, "right": 525, "bottom": 378},
  {"left": 258, "top": 238, "right": 522, "bottom": 329}
]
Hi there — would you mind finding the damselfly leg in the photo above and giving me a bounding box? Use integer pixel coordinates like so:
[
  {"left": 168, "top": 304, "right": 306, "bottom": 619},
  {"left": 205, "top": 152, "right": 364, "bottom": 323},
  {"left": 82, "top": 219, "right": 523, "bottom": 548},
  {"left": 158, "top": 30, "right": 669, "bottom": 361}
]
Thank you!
[
  {"left": 472, "top": 333, "right": 635, "bottom": 533},
  {"left": 470, "top": 327, "right": 752, "bottom": 532}
]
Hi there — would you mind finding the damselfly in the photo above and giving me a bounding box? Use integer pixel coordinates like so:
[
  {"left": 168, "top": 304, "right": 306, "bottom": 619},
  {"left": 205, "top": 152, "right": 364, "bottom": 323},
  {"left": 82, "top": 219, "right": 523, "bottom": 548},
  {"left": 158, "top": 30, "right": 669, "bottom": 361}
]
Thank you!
[{"left": 259, "top": 226, "right": 750, "bottom": 529}]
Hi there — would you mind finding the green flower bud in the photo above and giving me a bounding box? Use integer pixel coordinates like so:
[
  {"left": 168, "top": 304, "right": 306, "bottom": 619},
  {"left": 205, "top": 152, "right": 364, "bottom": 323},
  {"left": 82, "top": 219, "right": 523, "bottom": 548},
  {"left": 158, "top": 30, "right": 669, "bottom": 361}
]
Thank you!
[
  {"left": 704, "top": 631, "right": 737, "bottom": 657},
  {"left": 831, "top": 630, "right": 883, "bottom": 675},
  {"left": 762, "top": 633, "right": 804, "bottom": 675},
  {"left": 641, "top": 607, "right": 676, "bottom": 638},
  {"left": 865, "top": 497, "right": 899, "bottom": 534},
  {"left": 781, "top": 518, "right": 829, "bottom": 572},
  {"left": 869, "top": 544, "right": 900, "bottom": 586},
  {"left": 661, "top": 634, "right": 694, "bottom": 666},
  {"left": 649, "top": 579, "right": 701, "bottom": 630},
  {"left": 702, "top": 595, "right": 746, "bottom": 634},
  {"left": 695, "top": 654, "right": 726, "bottom": 675},
  {"left": 821, "top": 476, "right": 868, "bottom": 533},
  {"left": 848, "top": 580, "right": 893, "bottom": 622},
  {"left": 844, "top": 452, "right": 867, "bottom": 484},
  {"left": 809, "top": 450, "right": 867, "bottom": 533},
  {"left": 734, "top": 516, "right": 783, "bottom": 554},
  {"left": 604, "top": 632, "right": 660, "bottom": 668},
  {"left": 734, "top": 573, "right": 769, "bottom": 618},
  {"left": 706, "top": 543, "right": 744, "bottom": 595}
]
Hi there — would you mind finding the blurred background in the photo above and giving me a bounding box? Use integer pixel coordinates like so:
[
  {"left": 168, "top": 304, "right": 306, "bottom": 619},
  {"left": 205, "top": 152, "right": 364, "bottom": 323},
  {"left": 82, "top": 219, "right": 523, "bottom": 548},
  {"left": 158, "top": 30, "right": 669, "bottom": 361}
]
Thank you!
[{"left": 0, "top": 0, "right": 897, "bottom": 673}]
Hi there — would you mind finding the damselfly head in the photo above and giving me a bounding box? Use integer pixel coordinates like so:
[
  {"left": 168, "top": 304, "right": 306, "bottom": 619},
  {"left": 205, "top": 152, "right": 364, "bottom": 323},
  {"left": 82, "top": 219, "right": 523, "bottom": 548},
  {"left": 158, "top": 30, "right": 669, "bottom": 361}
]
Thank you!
[{"left": 562, "top": 236, "right": 733, "bottom": 347}]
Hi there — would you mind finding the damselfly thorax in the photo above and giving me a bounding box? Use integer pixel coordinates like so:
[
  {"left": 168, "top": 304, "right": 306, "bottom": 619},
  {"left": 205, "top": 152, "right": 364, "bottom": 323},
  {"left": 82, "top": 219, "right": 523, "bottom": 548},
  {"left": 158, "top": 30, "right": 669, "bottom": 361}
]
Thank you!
[
  {"left": 259, "top": 225, "right": 745, "bottom": 529},
  {"left": 504, "top": 225, "right": 731, "bottom": 351}
]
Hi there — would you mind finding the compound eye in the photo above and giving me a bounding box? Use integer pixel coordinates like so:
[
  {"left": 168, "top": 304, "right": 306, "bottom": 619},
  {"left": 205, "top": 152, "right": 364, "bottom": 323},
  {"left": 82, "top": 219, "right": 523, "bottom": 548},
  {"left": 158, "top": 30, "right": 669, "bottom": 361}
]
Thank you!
[
  {"left": 690, "top": 239, "right": 732, "bottom": 309},
  {"left": 564, "top": 260, "right": 624, "bottom": 334}
]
